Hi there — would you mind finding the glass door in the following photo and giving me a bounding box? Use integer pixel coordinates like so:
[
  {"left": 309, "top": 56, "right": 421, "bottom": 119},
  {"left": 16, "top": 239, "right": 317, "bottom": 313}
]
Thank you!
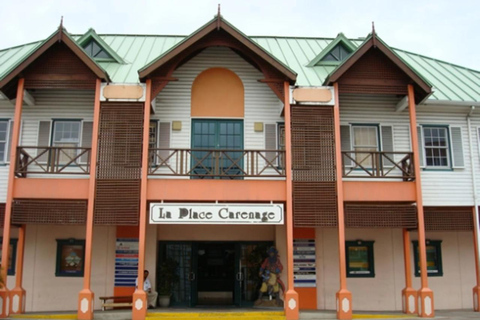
[
  {"left": 157, "top": 242, "right": 198, "bottom": 307},
  {"left": 191, "top": 120, "right": 243, "bottom": 179},
  {"left": 234, "top": 242, "right": 273, "bottom": 306}
]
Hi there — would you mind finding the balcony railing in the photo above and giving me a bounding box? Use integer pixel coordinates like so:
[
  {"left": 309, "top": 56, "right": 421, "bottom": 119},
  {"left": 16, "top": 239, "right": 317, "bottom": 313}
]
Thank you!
[
  {"left": 148, "top": 148, "right": 285, "bottom": 179},
  {"left": 15, "top": 146, "right": 91, "bottom": 177},
  {"left": 342, "top": 151, "right": 415, "bottom": 181}
]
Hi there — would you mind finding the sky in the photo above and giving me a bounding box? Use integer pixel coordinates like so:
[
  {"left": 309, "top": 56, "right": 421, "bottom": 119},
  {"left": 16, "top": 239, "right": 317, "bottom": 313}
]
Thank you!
[{"left": 1, "top": 0, "right": 479, "bottom": 71}]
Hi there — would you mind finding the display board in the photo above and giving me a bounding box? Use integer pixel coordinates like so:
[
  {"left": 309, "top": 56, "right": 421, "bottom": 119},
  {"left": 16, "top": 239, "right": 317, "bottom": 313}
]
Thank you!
[
  {"left": 114, "top": 238, "right": 139, "bottom": 287},
  {"left": 293, "top": 239, "right": 316, "bottom": 287}
]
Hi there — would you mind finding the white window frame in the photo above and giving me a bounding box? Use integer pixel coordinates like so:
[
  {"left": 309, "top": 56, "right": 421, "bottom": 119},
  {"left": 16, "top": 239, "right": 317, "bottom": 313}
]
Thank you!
[
  {"left": 0, "top": 120, "right": 9, "bottom": 163},
  {"left": 52, "top": 120, "right": 82, "bottom": 149},
  {"left": 422, "top": 126, "right": 450, "bottom": 169}
]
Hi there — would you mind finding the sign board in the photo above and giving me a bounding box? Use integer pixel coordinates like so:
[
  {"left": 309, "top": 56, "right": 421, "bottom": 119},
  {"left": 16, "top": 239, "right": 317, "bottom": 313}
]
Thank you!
[
  {"left": 149, "top": 203, "right": 284, "bottom": 225},
  {"left": 114, "top": 238, "right": 138, "bottom": 287},
  {"left": 293, "top": 239, "right": 316, "bottom": 287}
]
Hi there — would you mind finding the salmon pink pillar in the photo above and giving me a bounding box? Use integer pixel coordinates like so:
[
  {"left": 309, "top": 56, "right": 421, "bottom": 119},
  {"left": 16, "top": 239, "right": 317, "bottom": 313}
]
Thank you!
[
  {"left": 77, "top": 79, "right": 102, "bottom": 320},
  {"left": 0, "top": 78, "right": 24, "bottom": 319},
  {"left": 333, "top": 82, "right": 352, "bottom": 320},
  {"left": 407, "top": 84, "right": 434, "bottom": 317},
  {"left": 401, "top": 228, "right": 417, "bottom": 314},
  {"left": 283, "top": 81, "right": 299, "bottom": 320},
  {"left": 132, "top": 79, "right": 152, "bottom": 320},
  {"left": 9, "top": 225, "right": 26, "bottom": 314}
]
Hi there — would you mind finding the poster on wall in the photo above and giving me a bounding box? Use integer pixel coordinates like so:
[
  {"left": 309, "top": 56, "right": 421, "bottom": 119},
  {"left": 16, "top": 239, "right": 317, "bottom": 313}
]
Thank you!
[
  {"left": 293, "top": 239, "right": 316, "bottom": 287},
  {"left": 114, "top": 238, "right": 139, "bottom": 287}
]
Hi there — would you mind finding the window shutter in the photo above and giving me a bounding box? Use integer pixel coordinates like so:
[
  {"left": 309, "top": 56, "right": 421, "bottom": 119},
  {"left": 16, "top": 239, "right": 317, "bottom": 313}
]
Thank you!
[
  {"left": 158, "top": 122, "right": 171, "bottom": 165},
  {"left": 381, "top": 125, "right": 394, "bottom": 167},
  {"left": 81, "top": 121, "right": 93, "bottom": 163},
  {"left": 417, "top": 126, "right": 425, "bottom": 168},
  {"left": 6, "top": 120, "right": 14, "bottom": 163},
  {"left": 265, "top": 124, "right": 277, "bottom": 164},
  {"left": 450, "top": 126, "right": 464, "bottom": 168},
  {"left": 37, "top": 121, "right": 51, "bottom": 162},
  {"left": 340, "top": 125, "right": 352, "bottom": 166}
]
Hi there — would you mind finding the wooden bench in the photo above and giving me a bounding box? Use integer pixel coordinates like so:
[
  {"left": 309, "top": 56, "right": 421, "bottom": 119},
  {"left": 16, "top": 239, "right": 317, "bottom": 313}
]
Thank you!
[{"left": 99, "top": 295, "right": 133, "bottom": 311}]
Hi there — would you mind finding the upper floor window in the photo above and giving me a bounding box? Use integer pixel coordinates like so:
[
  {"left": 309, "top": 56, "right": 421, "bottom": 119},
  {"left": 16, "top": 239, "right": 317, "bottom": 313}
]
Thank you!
[
  {"left": 52, "top": 121, "right": 81, "bottom": 163},
  {"left": 82, "top": 39, "right": 114, "bottom": 60},
  {"left": 418, "top": 125, "right": 465, "bottom": 169},
  {"left": 423, "top": 127, "right": 449, "bottom": 167},
  {"left": 352, "top": 125, "right": 379, "bottom": 167},
  {"left": 0, "top": 120, "right": 9, "bottom": 162}
]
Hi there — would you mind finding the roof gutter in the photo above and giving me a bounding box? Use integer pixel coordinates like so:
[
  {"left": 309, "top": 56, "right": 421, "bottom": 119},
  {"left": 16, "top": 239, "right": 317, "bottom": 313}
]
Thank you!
[
  {"left": 423, "top": 99, "right": 480, "bottom": 107},
  {"left": 466, "top": 106, "right": 480, "bottom": 286}
]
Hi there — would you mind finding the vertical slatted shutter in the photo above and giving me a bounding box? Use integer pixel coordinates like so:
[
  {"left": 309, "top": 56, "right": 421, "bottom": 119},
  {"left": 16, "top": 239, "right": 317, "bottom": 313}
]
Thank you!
[
  {"left": 6, "top": 120, "right": 14, "bottom": 163},
  {"left": 38, "top": 121, "right": 51, "bottom": 162},
  {"left": 265, "top": 124, "right": 277, "bottom": 164},
  {"left": 450, "top": 126, "right": 464, "bottom": 168},
  {"left": 417, "top": 126, "right": 425, "bottom": 168},
  {"left": 340, "top": 125, "right": 352, "bottom": 166},
  {"left": 81, "top": 121, "right": 93, "bottom": 163},
  {"left": 158, "top": 122, "right": 171, "bottom": 165},
  {"left": 381, "top": 126, "right": 394, "bottom": 167}
]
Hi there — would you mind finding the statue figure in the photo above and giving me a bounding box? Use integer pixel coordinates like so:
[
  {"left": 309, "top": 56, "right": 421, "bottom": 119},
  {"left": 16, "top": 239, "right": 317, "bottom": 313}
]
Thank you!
[{"left": 255, "top": 246, "right": 284, "bottom": 307}]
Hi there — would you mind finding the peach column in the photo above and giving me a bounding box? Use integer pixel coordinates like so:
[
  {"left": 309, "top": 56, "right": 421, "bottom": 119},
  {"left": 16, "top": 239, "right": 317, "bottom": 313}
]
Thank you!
[
  {"left": 407, "top": 84, "right": 434, "bottom": 317},
  {"left": 283, "top": 81, "right": 299, "bottom": 320},
  {"left": 132, "top": 79, "right": 152, "bottom": 320},
  {"left": 473, "top": 207, "right": 480, "bottom": 311},
  {"left": 0, "top": 78, "right": 24, "bottom": 318},
  {"left": 77, "top": 79, "right": 101, "bottom": 320},
  {"left": 9, "top": 225, "right": 26, "bottom": 314},
  {"left": 401, "top": 228, "right": 417, "bottom": 314},
  {"left": 333, "top": 82, "right": 352, "bottom": 320}
]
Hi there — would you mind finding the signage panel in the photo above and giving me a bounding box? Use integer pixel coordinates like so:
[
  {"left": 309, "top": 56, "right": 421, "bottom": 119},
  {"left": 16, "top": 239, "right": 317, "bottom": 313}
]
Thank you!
[
  {"left": 149, "top": 203, "right": 284, "bottom": 225},
  {"left": 293, "top": 239, "right": 317, "bottom": 287}
]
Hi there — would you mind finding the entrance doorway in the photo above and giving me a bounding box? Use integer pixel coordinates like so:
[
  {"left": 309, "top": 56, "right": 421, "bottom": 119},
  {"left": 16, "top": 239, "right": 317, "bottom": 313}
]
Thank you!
[{"left": 157, "top": 241, "right": 273, "bottom": 307}]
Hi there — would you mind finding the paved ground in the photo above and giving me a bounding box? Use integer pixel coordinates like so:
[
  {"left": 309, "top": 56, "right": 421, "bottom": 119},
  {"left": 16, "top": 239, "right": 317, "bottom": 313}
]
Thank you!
[{"left": 7, "top": 309, "right": 480, "bottom": 319}]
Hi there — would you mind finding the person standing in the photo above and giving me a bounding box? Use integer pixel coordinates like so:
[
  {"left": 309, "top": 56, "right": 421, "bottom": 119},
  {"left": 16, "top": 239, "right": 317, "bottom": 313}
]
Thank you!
[{"left": 136, "top": 269, "right": 158, "bottom": 308}]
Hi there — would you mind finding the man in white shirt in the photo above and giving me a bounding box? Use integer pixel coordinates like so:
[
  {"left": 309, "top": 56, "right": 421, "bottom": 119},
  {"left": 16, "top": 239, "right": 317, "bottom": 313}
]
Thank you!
[{"left": 135, "top": 270, "right": 158, "bottom": 308}]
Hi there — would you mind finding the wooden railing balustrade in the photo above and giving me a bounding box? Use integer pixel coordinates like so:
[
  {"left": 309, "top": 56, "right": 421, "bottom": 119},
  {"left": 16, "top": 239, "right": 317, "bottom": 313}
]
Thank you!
[
  {"left": 148, "top": 148, "right": 286, "bottom": 179},
  {"left": 15, "top": 146, "right": 91, "bottom": 177},
  {"left": 342, "top": 151, "right": 415, "bottom": 181}
]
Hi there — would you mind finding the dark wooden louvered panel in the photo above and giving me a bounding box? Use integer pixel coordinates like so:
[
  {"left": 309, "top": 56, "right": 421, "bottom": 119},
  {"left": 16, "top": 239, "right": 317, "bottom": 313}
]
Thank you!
[
  {"left": 424, "top": 207, "right": 474, "bottom": 232},
  {"left": 11, "top": 199, "right": 86, "bottom": 225},
  {"left": 345, "top": 202, "right": 417, "bottom": 228},
  {"left": 338, "top": 48, "right": 410, "bottom": 95},
  {"left": 94, "top": 103, "right": 144, "bottom": 225},
  {"left": 23, "top": 42, "right": 97, "bottom": 90},
  {"left": 0, "top": 203, "right": 5, "bottom": 227},
  {"left": 291, "top": 106, "right": 338, "bottom": 227},
  {"left": 94, "top": 180, "right": 141, "bottom": 225}
]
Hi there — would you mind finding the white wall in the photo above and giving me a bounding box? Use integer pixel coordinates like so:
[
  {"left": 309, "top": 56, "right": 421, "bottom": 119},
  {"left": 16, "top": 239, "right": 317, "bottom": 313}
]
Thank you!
[{"left": 315, "top": 227, "right": 477, "bottom": 311}]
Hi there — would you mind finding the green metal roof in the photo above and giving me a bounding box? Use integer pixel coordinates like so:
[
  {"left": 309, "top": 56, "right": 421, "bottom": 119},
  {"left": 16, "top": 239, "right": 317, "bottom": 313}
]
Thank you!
[{"left": 1, "top": 32, "right": 480, "bottom": 103}]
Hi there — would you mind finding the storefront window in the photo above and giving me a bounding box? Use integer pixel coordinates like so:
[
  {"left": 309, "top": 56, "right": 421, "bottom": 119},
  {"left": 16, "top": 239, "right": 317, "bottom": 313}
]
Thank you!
[
  {"left": 413, "top": 240, "right": 443, "bottom": 277},
  {"left": 55, "top": 239, "right": 85, "bottom": 277},
  {"left": 346, "top": 240, "right": 375, "bottom": 278},
  {"left": 0, "top": 238, "right": 18, "bottom": 275}
]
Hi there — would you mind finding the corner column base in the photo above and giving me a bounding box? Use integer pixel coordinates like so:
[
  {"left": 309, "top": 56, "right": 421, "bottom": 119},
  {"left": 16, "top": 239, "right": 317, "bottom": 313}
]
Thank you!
[
  {"left": 132, "top": 290, "right": 147, "bottom": 320},
  {"left": 402, "top": 287, "right": 417, "bottom": 314},
  {"left": 0, "top": 288, "right": 10, "bottom": 318},
  {"left": 336, "top": 289, "right": 352, "bottom": 320},
  {"left": 77, "top": 289, "right": 94, "bottom": 320},
  {"left": 284, "top": 289, "right": 299, "bottom": 320},
  {"left": 9, "top": 287, "right": 26, "bottom": 314},
  {"left": 473, "top": 286, "right": 480, "bottom": 312},
  {"left": 418, "top": 288, "right": 434, "bottom": 318}
]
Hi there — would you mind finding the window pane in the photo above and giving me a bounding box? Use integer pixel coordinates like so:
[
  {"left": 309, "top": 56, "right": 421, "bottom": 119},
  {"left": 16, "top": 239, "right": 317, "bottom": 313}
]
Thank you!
[
  {"left": 348, "top": 246, "right": 369, "bottom": 273},
  {"left": 423, "top": 127, "right": 449, "bottom": 167},
  {"left": 0, "top": 122, "right": 8, "bottom": 141}
]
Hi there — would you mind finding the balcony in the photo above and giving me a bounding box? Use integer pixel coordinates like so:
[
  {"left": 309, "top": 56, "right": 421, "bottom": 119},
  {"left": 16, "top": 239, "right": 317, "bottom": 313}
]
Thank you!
[
  {"left": 148, "top": 148, "right": 285, "bottom": 179},
  {"left": 15, "top": 146, "right": 91, "bottom": 177},
  {"left": 342, "top": 151, "right": 415, "bottom": 181}
]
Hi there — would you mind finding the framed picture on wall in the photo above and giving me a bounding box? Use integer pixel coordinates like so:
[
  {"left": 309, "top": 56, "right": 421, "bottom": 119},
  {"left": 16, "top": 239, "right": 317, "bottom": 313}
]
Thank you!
[
  {"left": 55, "top": 239, "right": 85, "bottom": 277},
  {"left": 0, "top": 238, "right": 18, "bottom": 276}
]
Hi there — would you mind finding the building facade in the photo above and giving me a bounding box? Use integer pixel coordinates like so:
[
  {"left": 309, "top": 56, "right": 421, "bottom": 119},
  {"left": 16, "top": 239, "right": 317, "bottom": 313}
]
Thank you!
[{"left": 0, "top": 15, "right": 479, "bottom": 320}]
